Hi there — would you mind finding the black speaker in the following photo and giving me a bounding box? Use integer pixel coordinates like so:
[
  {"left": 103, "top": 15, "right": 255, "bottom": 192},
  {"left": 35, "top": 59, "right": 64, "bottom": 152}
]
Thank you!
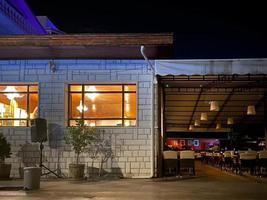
[{"left": 30, "top": 118, "right": 47, "bottom": 142}]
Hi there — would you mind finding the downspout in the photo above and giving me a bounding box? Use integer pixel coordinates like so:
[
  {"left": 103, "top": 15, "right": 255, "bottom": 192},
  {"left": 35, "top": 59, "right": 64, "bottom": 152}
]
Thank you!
[{"left": 140, "top": 46, "right": 155, "bottom": 178}]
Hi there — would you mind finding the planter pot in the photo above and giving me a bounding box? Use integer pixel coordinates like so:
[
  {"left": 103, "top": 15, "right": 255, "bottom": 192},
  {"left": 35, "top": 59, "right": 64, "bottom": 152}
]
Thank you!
[
  {"left": 0, "top": 163, "right": 11, "bottom": 179},
  {"left": 69, "top": 164, "right": 85, "bottom": 179}
]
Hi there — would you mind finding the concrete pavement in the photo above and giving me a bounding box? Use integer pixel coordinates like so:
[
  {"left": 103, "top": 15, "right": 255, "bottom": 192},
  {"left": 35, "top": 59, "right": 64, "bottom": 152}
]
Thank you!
[{"left": 1, "top": 162, "right": 267, "bottom": 200}]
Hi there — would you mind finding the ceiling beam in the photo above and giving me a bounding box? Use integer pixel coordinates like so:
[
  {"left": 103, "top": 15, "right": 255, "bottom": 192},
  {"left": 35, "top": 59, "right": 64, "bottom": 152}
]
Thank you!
[{"left": 187, "top": 88, "right": 203, "bottom": 129}]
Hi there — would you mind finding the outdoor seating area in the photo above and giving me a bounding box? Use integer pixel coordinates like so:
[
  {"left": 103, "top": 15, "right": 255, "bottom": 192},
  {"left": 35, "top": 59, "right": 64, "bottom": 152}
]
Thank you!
[
  {"left": 201, "top": 150, "right": 267, "bottom": 176},
  {"left": 163, "top": 150, "right": 195, "bottom": 176}
]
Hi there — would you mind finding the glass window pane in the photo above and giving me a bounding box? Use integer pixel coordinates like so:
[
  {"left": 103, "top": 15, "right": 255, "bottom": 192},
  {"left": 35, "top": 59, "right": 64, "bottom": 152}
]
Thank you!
[
  {"left": 69, "top": 93, "right": 82, "bottom": 118},
  {"left": 0, "top": 93, "right": 27, "bottom": 119},
  {"left": 0, "top": 120, "right": 27, "bottom": 126},
  {"left": 29, "top": 85, "right": 38, "bottom": 92},
  {"left": 124, "top": 85, "right": 136, "bottom": 92},
  {"left": 0, "top": 85, "right": 27, "bottom": 92},
  {"left": 70, "top": 85, "right": 82, "bottom": 92},
  {"left": 124, "top": 93, "right": 136, "bottom": 118},
  {"left": 84, "top": 120, "right": 123, "bottom": 127},
  {"left": 85, "top": 85, "right": 122, "bottom": 92},
  {"left": 124, "top": 120, "right": 136, "bottom": 126},
  {"left": 84, "top": 93, "right": 122, "bottom": 118},
  {"left": 29, "top": 94, "right": 38, "bottom": 119}
]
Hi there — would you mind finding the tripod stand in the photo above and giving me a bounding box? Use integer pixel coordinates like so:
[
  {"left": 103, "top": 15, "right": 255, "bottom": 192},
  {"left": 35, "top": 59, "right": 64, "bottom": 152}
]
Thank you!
[{"left": 39, "top": 141, "right": 61, "bottom": 178}]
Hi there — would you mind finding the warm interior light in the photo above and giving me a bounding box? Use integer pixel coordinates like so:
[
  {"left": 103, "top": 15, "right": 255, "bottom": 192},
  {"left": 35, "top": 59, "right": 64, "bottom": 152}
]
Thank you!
[
  {"left": 89, "top": 121, "right": 96, "bottom": 127},
  {"left": 125, "top": 103, "right": 130, "bottom": 112},
  {"left": 92, "top": 104, "right": 96, "bottom": 111},
  {"left": 85, "top": 86, "right": 99, "bottom": 101},
  {"left": 210, "top": 101, "right": 219, "bottom": 111},
  {"left": 4, "top": 86, "right": 22, "bottom": 100},
  {"left": 0, "top": 103, "right": 5, "bottom": 117},
  {"left": 200, "top": 113, "right": 208, "bottom": 121},
  {"left": 247, "top": 105, "right": 256, "bottom": 115},
  {"left": 125, "top": 121, "right": 130, "bottom": 126},
  {"left": 216, "top": 123, "right": 221, "bottom": 130},
  {"left": 189, "top": 125, "right": 194, "bottom": 131},
  {"left": 125, "top": 93, "right": 129, "bottom": 103},
  {"left": 227, "top": 117, "right": 234, "bottom": 125},
  {"left": 194, "top": 119, "right": 200, "bottom": 126},
  {"left": 77, "top": 100, "right": 88, "bottom": 113}
]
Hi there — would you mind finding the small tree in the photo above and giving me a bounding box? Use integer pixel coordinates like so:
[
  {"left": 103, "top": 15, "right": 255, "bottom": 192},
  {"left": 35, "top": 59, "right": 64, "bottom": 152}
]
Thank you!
[
  {"left": 0, "top": 132, "right": 11, "bottom": 164},
  {"left": 87, "top": 132, "right": 113, "bottom": 177},
  {"left": 65, "top": 120, "right": 97, "bottom": 165}
]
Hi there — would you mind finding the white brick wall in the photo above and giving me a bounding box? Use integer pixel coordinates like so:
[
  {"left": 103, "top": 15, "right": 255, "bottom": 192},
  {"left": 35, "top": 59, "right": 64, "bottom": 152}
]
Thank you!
[{"left": 0, "top": 59, "right": 155, "bottom": 178}]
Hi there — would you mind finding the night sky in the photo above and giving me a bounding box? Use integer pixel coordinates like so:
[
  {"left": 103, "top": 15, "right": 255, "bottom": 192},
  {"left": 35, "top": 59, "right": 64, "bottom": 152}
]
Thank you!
[{"left": 26, "top": 0, "right": 267, "bottom": 59}]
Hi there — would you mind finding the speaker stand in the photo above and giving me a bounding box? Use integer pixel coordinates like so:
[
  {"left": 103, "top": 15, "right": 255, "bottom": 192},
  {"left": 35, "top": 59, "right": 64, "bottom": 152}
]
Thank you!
[{"left": 39, "top": 142, "right": 62, "bottom": 178}]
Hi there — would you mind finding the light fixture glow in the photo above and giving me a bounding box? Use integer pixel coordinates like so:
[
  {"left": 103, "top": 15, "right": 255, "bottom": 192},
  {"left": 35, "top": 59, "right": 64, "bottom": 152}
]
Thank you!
[
  {"left": 92, "top": 104, "right": 96, "bottom": 111},
  {"left": 210, "top": 101, "right": 219, "bottom": 111},
  {"left": 125, "top": 93, "right": 129, "bottom": 103},
  {"left": 200, "top": 113, "right": 208, "bottom": 121},
  {"left": 0, "top": 103, "right": 5, "bottom": 118},
  {"left": 125, "top": 121, "right": 130, "bottom": 126},
  {"left": 216, "top": 123, "right": 221, "bottom": 130},
  {"left": 76, "top": 100, "right": 88, "bottom": 113},
  {"left": 194, "top": 119, "right": 200, "bottom": 126},
  {"left": 125, "top": 103, "right": 130, "bottom": 112},
  {"left": 4, "top": 86, "right": 22, "bottom": 100},
  {"left": 85, "top": 86, "right": 99, "bottom": 101},
  {"left": 0, "top": 103, "right": 5, "bottom": 113},
  {"left": 247, "top": 105, "right": 256, "bottom": 115},
  {"left": 89, "top": 121, "right": 96, "bottom": 127},
  {"left": 189, "top": 125, "right": 194, "bottom": 131},
  {"left": 227, "top": 117, "right": 234, "bottom": 125}
]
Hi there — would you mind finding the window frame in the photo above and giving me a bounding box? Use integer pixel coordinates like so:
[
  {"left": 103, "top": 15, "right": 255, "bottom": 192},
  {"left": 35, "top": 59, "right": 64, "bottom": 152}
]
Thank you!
[
  {"left": 0, "top": 83, "right": 38, "bottom": 127},
  {"left": 68, "top": 83, "right": 137, "bottom": 127}
]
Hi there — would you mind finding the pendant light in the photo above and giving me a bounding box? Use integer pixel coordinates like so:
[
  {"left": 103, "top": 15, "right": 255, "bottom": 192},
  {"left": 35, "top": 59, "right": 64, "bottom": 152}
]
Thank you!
[
  {"left": 227, "top": 117, "right": 234, "bottom": 125},
  {"left": 247, "top": 105, "right": 256, "bottom": 115},
  {"left": 216, "top": 123, "right": 221, "bottom": 130},
  {"left": 200, "top": 112, "right": 208, "bottom": 121},
  {"left": 189, "top": 125, "right": 194, "bottom": 131},
  {"left": 210, "top": 101, "right": 219, "bottom": 111},
  {"left": 194, "top": 119, "right": 200, "bottom": 127}
]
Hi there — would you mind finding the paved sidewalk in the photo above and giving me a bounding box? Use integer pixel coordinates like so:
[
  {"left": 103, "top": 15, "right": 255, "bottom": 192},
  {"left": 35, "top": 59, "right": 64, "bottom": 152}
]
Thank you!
[{"left": 1, "top": 162, "right": 267, "bottom": 200}]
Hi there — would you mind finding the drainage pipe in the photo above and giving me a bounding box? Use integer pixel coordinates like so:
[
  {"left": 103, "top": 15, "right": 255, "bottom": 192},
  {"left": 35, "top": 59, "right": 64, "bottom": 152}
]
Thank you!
[{"left": 140, "top": 45, "right": 155, "bottom": 178}]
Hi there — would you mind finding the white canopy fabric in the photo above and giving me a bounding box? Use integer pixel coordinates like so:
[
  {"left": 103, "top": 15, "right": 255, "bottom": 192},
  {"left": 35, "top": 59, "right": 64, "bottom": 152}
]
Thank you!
[{"left": 155, "top": 59, "right": 267, "bottom": 75}]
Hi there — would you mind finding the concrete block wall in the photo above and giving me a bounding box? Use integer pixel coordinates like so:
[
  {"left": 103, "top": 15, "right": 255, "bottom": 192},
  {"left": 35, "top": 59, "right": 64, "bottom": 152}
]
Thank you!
[{"left": 0, "top": 59, "right": 154, "bottom": 178}]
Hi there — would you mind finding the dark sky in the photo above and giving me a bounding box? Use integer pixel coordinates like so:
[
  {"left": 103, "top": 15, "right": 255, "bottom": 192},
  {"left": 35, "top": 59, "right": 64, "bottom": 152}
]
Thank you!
[{"left": 26, "top": 0, "right": 267, "bottom": 59}]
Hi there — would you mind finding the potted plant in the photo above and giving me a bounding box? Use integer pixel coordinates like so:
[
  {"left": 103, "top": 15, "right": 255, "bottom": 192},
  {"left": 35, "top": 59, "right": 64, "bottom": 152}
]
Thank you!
[
  {"left": 65, "top": 120, "right": 97, "bottom": 179},
  {"left": 0, "top": 131, "right": 12, "bottom": 179}
]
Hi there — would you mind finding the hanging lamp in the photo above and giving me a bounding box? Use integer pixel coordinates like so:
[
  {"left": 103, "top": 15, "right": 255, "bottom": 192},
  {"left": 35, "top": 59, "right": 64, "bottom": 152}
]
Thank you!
[
  {"left": 227, "top": 117, "right": 234, "bottom": 125},
  {"left": 210, "top": 101, "right": 219, "bottom": 111},
  {"left": 194, "top": 119, "right": 200, "bottom": 126},
  {"left": 189, "top": 125, "right": 194, "bottom": 131},
  {"left": 200, "top": 112, "right": 208, "bottom": 121},
  {"left": 247, "top": 105, "right": 256, "bottom": 115},
  {"left": 216, "top": 123, "right": 221, "bottom": 130}
]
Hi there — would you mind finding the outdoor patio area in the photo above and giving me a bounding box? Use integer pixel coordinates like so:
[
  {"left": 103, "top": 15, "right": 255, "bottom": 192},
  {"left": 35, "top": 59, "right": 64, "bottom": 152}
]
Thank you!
[{"left": 1, "top": 162, "right": 267, "bottom": 200}]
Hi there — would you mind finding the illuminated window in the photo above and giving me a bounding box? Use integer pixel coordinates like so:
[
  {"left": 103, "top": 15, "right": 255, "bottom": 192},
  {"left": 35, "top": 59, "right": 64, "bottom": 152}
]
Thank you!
[
  {"left": 68, "top": 84, "right": 136, "bottom": 127},
  {"left": 0, "top": 84, "right": 38, "bottom": 126}
]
